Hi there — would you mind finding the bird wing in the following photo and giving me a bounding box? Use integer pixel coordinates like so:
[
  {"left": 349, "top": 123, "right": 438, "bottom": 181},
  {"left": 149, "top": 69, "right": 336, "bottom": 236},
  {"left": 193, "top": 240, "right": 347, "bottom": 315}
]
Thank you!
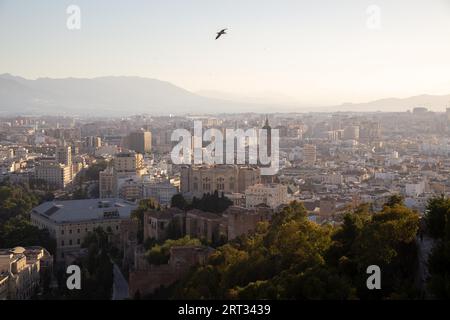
[{"left": 215, "top": 33, "right": 221, "bottom": 40}]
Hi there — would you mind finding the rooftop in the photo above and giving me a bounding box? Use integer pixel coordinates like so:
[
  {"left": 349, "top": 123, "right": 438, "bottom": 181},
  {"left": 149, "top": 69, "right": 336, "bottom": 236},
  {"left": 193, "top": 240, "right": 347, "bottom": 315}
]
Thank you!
[
  {"left": 187, "top": 209, "right": 222, "bottom": 220},
  {"left": 31, "top": 198, "right": 137, "bottom": 223}
]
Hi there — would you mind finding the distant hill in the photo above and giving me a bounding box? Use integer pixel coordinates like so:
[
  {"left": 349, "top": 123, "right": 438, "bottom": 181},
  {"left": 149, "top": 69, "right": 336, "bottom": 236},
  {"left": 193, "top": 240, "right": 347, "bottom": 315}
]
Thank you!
[
  {"left": 0, "top": 74, "right": 449, "bottom": 115},
  {"left": 335, "top": 94, "right": 450, "bottom": 112},
  {"left": 0, "top": 74, "right": 270, "bottom": 116}
]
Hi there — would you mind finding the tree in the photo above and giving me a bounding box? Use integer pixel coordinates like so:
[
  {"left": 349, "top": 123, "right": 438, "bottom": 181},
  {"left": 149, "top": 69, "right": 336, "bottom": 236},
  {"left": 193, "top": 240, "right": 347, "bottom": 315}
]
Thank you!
[
  {"left": 172, "top": 192, "right": 233, "bottom": 213},
  {"left": 425, "top": 196, "right": 450, "bottom": 239},
  {"left": 145, "top": 236, "right": 201, "bottom": 265},
  {"left": 72, "top": 187, "right": 88, "bottom": 200},
  {"left": 171, "top": 194, "right": 188, "bottom": 210},
  {"left": 0, "top": 184, "right": 56, "bottom": 254},
  {"left": 0, "top": 185, "right": 40, "bottom": 223},
  {"left": 155, "top": 200, "right": 421, "bottom": 300},
  {"left": 426, "top": 196, "right": 450, "bottom": 298},
  {"left": 428, "top": 241, "right": 450, "bottom": 298},
  {"left": 84, "top": 160, "right": 107, "bottom": 181},
  {"left": 327, "top": 201, "right": 419, "bottom": 299},
  {"left": 131, "top": 198, "right": 159, "bottom": 244},
  {"left": 0, "top": 217, "right": 56, "bottom": 254},
  {"left": 58, "top": 228, "right": 114, "bottom": 300},
  {"left": 385, "top": 194, "right": 404, "bottom": 208},
  {"left": 172, "top": 202, "right": 336, "bottom": 299}
]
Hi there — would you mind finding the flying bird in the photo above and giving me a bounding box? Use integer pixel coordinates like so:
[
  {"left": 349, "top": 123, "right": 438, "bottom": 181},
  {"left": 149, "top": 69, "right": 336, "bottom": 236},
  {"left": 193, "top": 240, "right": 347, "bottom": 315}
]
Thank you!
[{"left": 215, "top": 28, "right": 227, "bottom": 40}]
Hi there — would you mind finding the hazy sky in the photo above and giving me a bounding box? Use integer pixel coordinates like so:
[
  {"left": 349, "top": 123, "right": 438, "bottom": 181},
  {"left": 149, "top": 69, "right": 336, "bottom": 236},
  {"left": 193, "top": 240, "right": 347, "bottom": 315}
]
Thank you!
[{"left": 1, "top": 0, "right": 450, "bottom": 106}]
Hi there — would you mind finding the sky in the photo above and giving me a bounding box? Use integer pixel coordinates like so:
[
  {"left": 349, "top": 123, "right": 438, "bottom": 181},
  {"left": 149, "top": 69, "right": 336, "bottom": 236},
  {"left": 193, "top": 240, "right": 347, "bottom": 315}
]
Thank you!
[{"left": 1, "top": 0, "right": 450, "bottom": 106}]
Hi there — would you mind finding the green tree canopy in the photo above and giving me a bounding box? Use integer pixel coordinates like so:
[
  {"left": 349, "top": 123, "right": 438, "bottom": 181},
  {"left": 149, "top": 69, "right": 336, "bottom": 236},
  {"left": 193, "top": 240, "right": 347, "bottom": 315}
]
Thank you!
[
  {"left": 145, "top": 236, "right": 201, "bottom": 265},
  {"left": 170, "top": 200, "right": 420, "bottom": 300},
  {"left": 425, "top": 196, "right": 450, "bottom": 299}
]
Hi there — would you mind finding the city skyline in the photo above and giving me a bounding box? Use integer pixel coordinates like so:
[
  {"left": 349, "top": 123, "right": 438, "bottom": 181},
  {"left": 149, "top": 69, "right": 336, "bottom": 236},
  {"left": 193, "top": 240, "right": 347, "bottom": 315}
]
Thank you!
[{"left": 2, "top": 0, "right": 450, "bottom": 304}]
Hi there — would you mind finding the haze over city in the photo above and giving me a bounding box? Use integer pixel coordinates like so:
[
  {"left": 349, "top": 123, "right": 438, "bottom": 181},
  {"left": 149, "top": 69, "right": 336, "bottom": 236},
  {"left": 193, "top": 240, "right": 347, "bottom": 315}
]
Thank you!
[
  {"left": 1, "top": 0, "right": 450, "bottom": 108},
  {"left": 1, "top": 0, "right": 450, "bottom": 306}
]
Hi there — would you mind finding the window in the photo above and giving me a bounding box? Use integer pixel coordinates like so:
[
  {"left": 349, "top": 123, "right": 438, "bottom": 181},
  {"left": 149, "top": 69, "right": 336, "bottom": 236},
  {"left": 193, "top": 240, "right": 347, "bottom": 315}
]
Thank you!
[
  {"left": 77, "top": 239, "right": 80, "bottom": 245},
  {"left": 77, "top": 229, "right": 80, "bottom": 233},
  {"left": 202, "top": 177, "right": 211, "bottom": 191},
  {"left": 61, "top": 240, "right": 64, "bottom": 246},
  {"left": 69, "top": 240, "right": 72, "bottom": 245},
  {"left": 217, "top": 177, "right": 225, "bottom": 190},
  {"left": 69, "top": 229, "right": 72, "bottom": 234}
]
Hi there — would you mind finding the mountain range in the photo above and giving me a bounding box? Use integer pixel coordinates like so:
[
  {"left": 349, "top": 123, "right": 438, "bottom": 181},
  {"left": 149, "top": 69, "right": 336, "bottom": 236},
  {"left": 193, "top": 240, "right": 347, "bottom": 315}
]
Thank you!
[{"left": 0, "top": 74, "right": 449, "bottom": 116}]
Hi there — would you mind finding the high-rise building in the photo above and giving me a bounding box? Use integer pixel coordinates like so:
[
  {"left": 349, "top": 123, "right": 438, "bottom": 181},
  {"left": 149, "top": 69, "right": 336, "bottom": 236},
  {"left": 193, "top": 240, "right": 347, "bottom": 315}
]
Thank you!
[
  {"left": 152, "top": 129, "right": 173, "bottom": 153},
  {"left": 99, "top": 167, "right": 116, "bottom": 198},
  {"left": 84, "top": 136, "right": 102, "bottom": 153},
  {"left": 343, "top": 126, "right": 360, "bottom": 140},
  {"left": 124, "top": 131, "right": 152, "bottom": 154},
  {"left": 113, "top": 152, "right": 145, "bottom": 177},
  {"left": 34, "top": 159, "right": 72, "bottom": 189},
  {"left": 359, "top": 121, "right": 381, "bottom": 144},
  {"left": 55, "top": 146, "right": 72, "bottom": 167},
  {"left": 303, "top": 144, "right": 317, "bottom": 164},
  {"left": 262, "top": 116, "right": 272, "bottom": 157}
]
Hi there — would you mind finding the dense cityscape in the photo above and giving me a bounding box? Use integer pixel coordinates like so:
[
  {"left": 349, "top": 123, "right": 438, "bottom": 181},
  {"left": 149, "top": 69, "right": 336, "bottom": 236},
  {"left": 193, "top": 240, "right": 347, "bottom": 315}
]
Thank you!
[
  {"left": 1, "top": 109, "right": 450, "bottom": 300},
  {"left": 1, "top": 0, "right": 450, "bottom": 308}
]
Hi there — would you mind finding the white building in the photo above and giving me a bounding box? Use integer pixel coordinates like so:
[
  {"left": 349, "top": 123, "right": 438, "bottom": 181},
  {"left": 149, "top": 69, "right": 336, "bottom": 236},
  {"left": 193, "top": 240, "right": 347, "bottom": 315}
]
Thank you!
[
  {"left": 405, "top": 181, "right": 426, "bottom": 197},
  {"left": 323, "top": 172, "right": 343, "bottom": 185},
  {"left": 245, "top": 183, "right": 288, "bottom": 209},
  {"left": 143, "top": 180, "right": 178, "bottom": 206}
]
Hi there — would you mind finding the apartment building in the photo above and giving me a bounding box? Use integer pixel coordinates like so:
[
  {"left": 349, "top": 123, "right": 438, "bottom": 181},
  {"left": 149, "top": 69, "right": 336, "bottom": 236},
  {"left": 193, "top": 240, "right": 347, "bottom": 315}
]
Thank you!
[
  {"left": 34, "top": 159, "right": 72, "bottom": 189},
  {"left": 142, "top": 180, "right": 178, "bottom": 206},
  {"left": 303, "top": 144, "right": 317, "bottom": 164},
  {"left": 99, "top": 166, "right": 116, "bottom": 198},
  {"left": 124, "top": 131, "right": 152, "bottom": 154},
  {"left": 0, "top": 247, "right": 52, "bottom": 300},
  {"left": 245, "top": 183, "right": 288, "bottom": 209},
  {"left": 113, "top": 151, "right": 146, "bottom": 177}
]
